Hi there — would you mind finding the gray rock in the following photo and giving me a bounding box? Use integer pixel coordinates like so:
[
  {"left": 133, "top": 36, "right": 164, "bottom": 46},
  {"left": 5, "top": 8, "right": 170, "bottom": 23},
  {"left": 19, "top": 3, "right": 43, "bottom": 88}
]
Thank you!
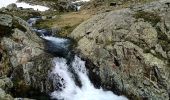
[
  {"left": 7, "top": 3, "right": 17, "bottom": 11},
  {"left": 70, "top": 0, "right": 170, "bottom": 99},
  {"left": 155, "top": 44, "right": 167, "bottom": 58},
  {"left": 0, "top": 88, "right": 13, "bottom": 100},
  {"left": 0, "top": 14, "right": 12, "bottom": 27},
  {"left": 42, "top": 16, "right": 47, "bottom": 20},
  {"left": 0, "top": 7, "right": 7, "bottom": 12},
  {"left": 0, "top": 78, "right": 13, "bottom": 90},
  {"left": 0, "top": 13, "right": 53, "bottom": 98}
]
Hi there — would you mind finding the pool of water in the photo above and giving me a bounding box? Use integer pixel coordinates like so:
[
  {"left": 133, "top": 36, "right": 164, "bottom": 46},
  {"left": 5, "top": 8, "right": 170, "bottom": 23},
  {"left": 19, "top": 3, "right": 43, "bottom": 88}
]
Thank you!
[{"left": 0, "top": 0, "right": 49, "bottom": 11}]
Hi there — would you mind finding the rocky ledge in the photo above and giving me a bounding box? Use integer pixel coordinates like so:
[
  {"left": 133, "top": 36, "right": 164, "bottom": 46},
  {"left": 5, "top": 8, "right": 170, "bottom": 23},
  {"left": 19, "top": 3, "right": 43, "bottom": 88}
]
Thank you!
[{"left": 70, "top": 0, "right": 170, "bottom": 99}]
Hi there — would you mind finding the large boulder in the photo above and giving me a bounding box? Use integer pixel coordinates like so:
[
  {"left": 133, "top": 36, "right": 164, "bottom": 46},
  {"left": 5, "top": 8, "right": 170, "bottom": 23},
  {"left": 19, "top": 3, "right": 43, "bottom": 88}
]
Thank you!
[
  {"left": 7, "top": 3, "right": 18, "bottom": 11},
  {"left": 70, "top": 0, "right": 170, "bottom": 99},
  {"left": 0, "top": 13, "right": 53, "bottom": 99}
]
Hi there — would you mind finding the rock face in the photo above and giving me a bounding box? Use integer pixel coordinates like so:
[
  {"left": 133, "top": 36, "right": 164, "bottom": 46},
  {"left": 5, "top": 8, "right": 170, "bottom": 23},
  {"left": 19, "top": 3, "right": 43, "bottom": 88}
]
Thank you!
[
  {"left": 6, "top": 3, "right": 18, "bottom": 11},
  {"left": 0, "top": 13, "right": 53, "bottom": 99},
  {"left": 70, "top": 0, "right": 170, "bottom": 99}
]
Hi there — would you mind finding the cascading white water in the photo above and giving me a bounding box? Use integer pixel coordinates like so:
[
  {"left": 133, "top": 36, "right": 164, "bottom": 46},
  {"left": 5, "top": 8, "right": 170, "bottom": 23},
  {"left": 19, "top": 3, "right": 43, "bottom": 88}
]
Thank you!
[
  {"left": 27, "top": 15, "right": 127, "bottom": 100},
  {"left": 50, "top": 56, "right": 128, "bottom": 100},
  {"left": 41, "top": 36, "right": 69, "bottom": 44}
]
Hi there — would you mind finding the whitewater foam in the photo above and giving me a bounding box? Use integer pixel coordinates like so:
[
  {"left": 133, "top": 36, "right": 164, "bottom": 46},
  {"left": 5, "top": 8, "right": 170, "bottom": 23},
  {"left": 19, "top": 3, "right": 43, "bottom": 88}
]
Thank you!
[
  {"left": 50, "top": 56, "right": 128, "bottom": 100},
  {"left": 41, "top": 36, "right": 69, "bottom": 44}
]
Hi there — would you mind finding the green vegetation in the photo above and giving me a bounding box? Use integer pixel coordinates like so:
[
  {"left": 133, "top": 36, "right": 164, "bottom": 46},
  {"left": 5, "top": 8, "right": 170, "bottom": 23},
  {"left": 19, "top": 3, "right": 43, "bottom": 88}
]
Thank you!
[
  {"left": 35, "top": 11, "right": 90, "bottom": 36},
  {"left": 133, "top": 11, "right": 161, "bottom": 26}
]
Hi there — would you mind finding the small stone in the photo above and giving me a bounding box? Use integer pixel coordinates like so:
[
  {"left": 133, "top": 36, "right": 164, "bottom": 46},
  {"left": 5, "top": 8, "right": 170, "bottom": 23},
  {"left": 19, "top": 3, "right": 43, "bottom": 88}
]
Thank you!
[
  {"left": 143, "top": 80, "right": 150, "bottom": 86},
  {"left": 42, "top": 16, "right": 47, "bottom": 20}
]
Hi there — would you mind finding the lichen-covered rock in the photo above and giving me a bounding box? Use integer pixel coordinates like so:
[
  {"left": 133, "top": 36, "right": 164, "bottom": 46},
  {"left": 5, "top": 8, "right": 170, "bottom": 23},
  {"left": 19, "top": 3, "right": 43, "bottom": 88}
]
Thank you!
[
  {"left": 0, "top": 78, "right": 13, "bottom": 91},
  {"left": 0, "top": 88, "right": 13, "bottom": 100},
  {"left": 6, "top": 3, "right": 17, "bottom": 11},
  {"left": 0, "top": 13, "right": 53, "bottom": 99},
  {"left": 70, "top": 0, "right": 170, "bottom": 99}
]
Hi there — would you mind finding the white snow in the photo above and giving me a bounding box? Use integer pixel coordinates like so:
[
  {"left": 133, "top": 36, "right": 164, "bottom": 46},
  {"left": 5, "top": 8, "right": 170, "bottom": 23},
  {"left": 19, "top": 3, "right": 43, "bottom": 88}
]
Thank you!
[{"left": 0, "top": 0, "right": 49, "bottom": 11}]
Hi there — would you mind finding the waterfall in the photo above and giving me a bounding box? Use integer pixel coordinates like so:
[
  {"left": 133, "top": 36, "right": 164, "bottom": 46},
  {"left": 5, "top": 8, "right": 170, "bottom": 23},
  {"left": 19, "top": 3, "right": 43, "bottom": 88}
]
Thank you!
[
  {"left": 27, "top": 16, "right": 128, "bottom": 100},
  {"left": 49, "top": 56, "right": 128, "bottom": 100}
]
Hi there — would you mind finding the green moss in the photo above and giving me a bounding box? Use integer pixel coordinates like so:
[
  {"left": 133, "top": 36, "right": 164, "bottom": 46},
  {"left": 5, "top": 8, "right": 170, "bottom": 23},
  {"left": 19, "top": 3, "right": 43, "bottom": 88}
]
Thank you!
[
  {"left": 143, "top": 48, "right": 150, "bottom": 53},
  {"left": 133, "top": 11, "right": 161, "bottom": 26},
  {"left": 34, "top": 19, "right": 52, "bottom": 29}
]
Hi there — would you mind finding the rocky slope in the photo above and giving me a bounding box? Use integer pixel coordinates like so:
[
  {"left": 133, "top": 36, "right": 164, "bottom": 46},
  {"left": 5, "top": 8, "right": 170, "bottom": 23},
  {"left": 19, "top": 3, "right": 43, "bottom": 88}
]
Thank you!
[
  {"left": 0, "top": 12, "right": 53, "bottom": 99},
  {"left": 70, "top": 0, "right": 170, "bottom": 99}
]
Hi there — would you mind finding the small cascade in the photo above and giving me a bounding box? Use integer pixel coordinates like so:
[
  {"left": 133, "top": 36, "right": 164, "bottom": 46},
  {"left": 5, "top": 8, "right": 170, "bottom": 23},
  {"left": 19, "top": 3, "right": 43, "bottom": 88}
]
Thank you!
[
  {"left": 27, "top": 16, "right": 128, "bottom": 100},
  {"left": 49, "top": 56, "right": 128, "bottom": 100},
  {"left": 27, "top": 17, "right": 41, "bottom": 27}
]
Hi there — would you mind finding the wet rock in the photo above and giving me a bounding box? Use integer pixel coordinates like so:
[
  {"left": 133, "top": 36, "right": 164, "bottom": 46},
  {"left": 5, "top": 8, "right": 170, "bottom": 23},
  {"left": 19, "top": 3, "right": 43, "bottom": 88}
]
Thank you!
[{"left": 51, "top": 26, "right": 61, "bottom": 35}]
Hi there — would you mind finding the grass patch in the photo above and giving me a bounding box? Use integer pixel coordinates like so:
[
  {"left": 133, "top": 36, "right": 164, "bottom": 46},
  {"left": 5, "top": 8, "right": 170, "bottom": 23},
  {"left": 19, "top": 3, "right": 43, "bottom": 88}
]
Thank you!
[{"left": 35, "top": 11, "right": 90, "bottom": 36}]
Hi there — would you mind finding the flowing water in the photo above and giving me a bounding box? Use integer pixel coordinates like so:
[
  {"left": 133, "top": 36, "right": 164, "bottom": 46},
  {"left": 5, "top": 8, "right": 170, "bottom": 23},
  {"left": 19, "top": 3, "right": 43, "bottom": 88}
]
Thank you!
[
  {"left": 0, "top": 0, "right": 128, "bottom": 99},
  {"left": 27, "top": 16, "right": 128, "bottom": 100},
  {"left": 49, "top": 56, "right": 128, "bottom": 100},
  {"left": 26, "top": 15, "right": 128, "bottom": 100}
]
